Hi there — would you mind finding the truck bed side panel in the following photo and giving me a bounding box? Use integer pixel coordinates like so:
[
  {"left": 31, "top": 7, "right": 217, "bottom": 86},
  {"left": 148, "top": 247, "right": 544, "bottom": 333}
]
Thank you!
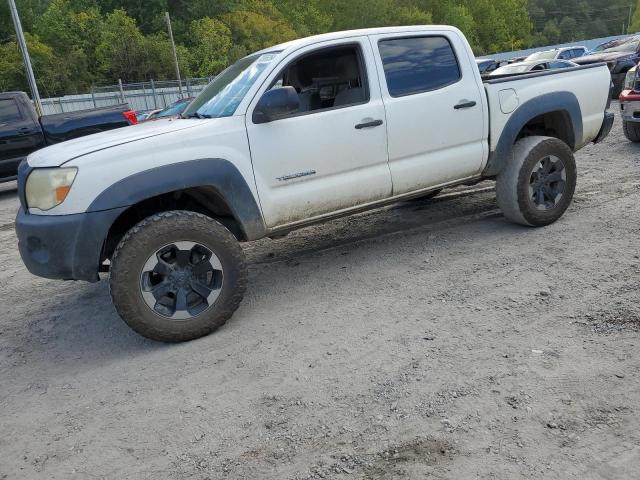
[{"left": 483, "top": 64, "right": 611, "bottom": 172}]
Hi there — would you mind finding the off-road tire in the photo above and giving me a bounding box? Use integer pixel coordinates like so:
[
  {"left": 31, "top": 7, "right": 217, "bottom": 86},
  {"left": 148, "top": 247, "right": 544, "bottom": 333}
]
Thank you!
[
  {"left": 623, "top": 120, "right": 640, "bottom": 142},
  {"left": 110, "top": 210, "right": 247, "bottom": 342},
  {"left": 496, "top": 136, "right": 577, "bottom": 227}
]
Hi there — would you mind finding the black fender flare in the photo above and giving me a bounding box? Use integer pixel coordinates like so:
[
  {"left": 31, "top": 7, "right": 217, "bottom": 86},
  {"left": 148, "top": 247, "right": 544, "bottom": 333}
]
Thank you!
[
  {"left": 482, "top": 91, "right": 583, "bottom": 177},
  {"left": 87, "top": 158, "right": 267, "bottom": 240}
]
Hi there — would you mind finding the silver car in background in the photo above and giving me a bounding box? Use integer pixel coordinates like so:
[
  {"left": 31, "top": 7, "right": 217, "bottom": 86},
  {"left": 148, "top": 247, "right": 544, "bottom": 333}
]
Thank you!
[{"left": 490, "top": 59, "right": 578, "bottom": 76}]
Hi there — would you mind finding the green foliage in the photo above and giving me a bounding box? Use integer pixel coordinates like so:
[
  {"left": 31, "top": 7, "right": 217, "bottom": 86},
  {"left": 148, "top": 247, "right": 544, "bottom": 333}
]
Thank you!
[
  {"left": 528, "top": 0, "right": 637, "bottom": 47},
  {"left": 188, "top": 17, "right": 232, "bottom": 76},
  {"left": 1, "top": 0, "right": 637, "bottom": 96},
  {"left": 631, "top": 0, "right": 640, "bottom": 32}
]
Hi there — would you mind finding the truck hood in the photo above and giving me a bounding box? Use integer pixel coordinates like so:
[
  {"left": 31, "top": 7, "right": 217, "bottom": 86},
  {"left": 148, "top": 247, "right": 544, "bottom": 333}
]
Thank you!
[
  {"left": 27, "top": 118, "right": 202, "bottom": 168},
  {"left": 574, "top": 51, "right": 634, "bottom": 64}
]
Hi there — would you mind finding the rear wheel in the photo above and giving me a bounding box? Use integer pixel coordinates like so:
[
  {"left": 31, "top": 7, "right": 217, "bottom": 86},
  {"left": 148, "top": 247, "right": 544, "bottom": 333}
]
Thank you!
[
  {"left": 110, "top": 210, "right": 247, "bottom": 342},
  {"left": 623, "top": 120, "right": 640, "bottom": 142},
  {"left": 496, "top": 136, "right": 577, "bottom": 227}
]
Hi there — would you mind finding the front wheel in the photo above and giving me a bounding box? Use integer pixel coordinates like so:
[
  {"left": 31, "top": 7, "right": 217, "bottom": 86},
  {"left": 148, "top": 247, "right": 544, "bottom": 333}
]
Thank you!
[
  {"left": 623, "top": 120, "right": 640, "bottom": 142},
  {"left": 496, "top": 136, "right": 577, "bottom": 227},
  {"left": 110, "top": 211, "right": 248, "bottom": 342}
]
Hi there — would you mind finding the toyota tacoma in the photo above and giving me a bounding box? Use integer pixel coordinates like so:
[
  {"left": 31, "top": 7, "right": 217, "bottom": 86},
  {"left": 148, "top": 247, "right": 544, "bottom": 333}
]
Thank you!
[{"left": 15, "top": 26, "right": 614, "bottom": 342}]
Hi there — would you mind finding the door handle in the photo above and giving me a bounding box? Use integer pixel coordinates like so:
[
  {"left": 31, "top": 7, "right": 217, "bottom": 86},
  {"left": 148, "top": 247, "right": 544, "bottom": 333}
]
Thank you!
[
  {"left": 454, "top": 100, "right": 477, "bottom": 110},
  {"left": 355, "top": 119, "right": 383, "bottom": 129},
  {"left": 18, "top": 127, "right": 34, "bottom": 135}
]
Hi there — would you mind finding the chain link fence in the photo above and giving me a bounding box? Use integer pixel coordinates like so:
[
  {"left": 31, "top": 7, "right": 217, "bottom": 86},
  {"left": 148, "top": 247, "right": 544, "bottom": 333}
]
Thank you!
[{"left": 41, "top": 77, "right": 214, "bottom": 115}]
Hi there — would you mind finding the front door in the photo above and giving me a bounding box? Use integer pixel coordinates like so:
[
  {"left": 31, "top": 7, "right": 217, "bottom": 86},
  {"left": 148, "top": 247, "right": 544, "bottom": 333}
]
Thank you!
[{"left": 245, "top": 38, "right": 392, "bottom": 229}]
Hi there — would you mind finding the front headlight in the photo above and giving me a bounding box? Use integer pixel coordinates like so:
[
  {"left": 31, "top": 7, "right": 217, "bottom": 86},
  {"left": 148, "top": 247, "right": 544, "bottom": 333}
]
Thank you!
[
  {"left": 624, "top": 68, "right": 638, "bottom": 90},
  {"left": 25, "top": 167, "right": 78, "bottom": 211}
]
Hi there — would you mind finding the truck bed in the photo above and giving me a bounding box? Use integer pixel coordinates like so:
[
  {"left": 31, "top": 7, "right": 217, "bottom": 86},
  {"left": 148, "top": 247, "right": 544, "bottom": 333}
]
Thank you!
[{"left": 482, "top": 63, "right": 612, "bottom": 156}]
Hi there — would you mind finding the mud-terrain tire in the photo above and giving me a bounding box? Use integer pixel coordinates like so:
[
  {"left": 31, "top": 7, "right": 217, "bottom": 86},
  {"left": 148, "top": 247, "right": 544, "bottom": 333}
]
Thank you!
[
  {"left": 623, "top": 120, "right": 640, "bottom": 142},
  {"left": 409, "top": 188, "right": 443, "bottom": 202},
  {"left": 110, "top": 210, "right": 248, "bottom": 342},
  {"left": 496, "top": 136, "right": 577, "bottom": 227}
]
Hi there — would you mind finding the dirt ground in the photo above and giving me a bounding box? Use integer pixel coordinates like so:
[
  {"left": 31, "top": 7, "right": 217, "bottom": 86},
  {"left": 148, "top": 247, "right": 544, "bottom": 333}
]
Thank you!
[{"left": 1, "top": 106, "right": 639, "bottom": 480}]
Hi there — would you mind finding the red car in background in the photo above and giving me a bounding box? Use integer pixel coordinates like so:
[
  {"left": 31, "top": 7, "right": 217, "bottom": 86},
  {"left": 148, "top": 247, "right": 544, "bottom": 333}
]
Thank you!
[{"left": 620, "top": 65, "right": 640, "bottom": 142}]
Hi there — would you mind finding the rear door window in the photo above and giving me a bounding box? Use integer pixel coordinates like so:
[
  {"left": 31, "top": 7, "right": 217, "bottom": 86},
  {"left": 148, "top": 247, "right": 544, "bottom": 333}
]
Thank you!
[
  {"left": 0, "top": 99, "right": 23, "bottom": 123},
  {"left": 378, "top": 36, "right": 461, "bottom": 97}
]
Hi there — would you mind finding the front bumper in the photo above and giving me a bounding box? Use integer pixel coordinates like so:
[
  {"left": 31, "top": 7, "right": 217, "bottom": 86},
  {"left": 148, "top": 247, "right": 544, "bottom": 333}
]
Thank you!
[
  {"left": 16, "top": 206, "right": 125, "bottom": 282},
  {"left": 619, "top": 91, "right": 640, "bottom": 122},
  {"left": 593, "top": 112, "right": 615, "bottom": 144}
]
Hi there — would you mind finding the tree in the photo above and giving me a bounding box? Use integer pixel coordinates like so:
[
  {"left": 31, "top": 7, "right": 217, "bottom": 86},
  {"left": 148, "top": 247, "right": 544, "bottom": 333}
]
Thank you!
[
  {"left": 221, "top": 9, "right": 297, "bottom": 56},
  {"left": 189, "top": 17, "right": 233, "bottom": 77},
  {"left": 631, "top": 0, "right": 640, "bottom": 32},
  {"left": 5, "top": 0, "right": 637, "bottom": 98},
  {"left": 0, "top": 32, "right": 70, "bottom": 96},
  {"left": 542, "top": 20, "right": 562, "bottom": 45},
  {"left": 95, "top": 9, "right": 148, "bottom": 82}
]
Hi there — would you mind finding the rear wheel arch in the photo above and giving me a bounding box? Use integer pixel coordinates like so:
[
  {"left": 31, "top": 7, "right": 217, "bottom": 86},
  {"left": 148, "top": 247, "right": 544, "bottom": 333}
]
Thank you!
[{"left": 483, "top": 92, "right": 582, "bottom": 177}]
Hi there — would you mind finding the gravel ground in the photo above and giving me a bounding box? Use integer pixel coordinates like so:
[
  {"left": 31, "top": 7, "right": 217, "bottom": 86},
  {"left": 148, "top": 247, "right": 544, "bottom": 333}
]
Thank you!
[{"left": 1, "top": 106, "right": 639, "bottom": 479}]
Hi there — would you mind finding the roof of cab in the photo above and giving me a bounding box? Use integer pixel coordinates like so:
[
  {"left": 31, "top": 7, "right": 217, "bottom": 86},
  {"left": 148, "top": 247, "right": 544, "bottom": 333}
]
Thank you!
[{"left": 254, "top": 25, "right": 460, "bottom": 55}]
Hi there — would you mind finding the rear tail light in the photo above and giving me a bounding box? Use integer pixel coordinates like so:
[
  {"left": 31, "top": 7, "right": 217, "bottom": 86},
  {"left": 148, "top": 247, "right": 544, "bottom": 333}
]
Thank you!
[{"left": 122, "top": 110, "right": 138, "bottom": 125}]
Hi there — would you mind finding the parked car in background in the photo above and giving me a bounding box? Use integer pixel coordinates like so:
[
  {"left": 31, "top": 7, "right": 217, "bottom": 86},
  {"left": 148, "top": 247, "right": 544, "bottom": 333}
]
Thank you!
[
  {"left": 476, "top": 58, "right": 507, "bottom": 75},
  {"left": 508, "top": 55, "right": 528, "bottom": 64},
  {"left": 0, "top": 91, "right": 136, "bottom": 182},
  {"left": 619, "top": 65, "right": 640, "bottom": 142},
  {"left": 136, "top": 109, "right": 162, "bottom": 122},
  {"left": 144, "top": 97, "right": 194, "bottom": 121},
  {"left": 490, "top": 59, "right": 578, "bottom": 76},
  {"left": 526, "top": 46, "right": 587, "bottom": 62},
  {"left": 15, "top": 25, "right": 613, "bottom": 342},
  {"left": 587, "top": 38, "right": 626, "bottom": 55},
  {"left": 574, "top": 35, "right": 640, "bottom": 98}
]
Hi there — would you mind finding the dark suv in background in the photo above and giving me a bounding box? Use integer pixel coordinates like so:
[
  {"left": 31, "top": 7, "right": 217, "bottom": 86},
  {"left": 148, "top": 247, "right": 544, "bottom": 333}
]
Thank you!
[{"left": 574, "top": 35, "right": 640, "bottom": 98}]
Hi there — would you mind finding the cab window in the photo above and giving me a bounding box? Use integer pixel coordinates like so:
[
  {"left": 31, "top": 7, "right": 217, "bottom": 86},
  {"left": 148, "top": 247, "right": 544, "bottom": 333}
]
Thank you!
[
  {"left": 378, "top": 36, "right": 461, "bottom": 97},
  {"left": 0, "top": 99, "right": 23, "bottom": 122},
  {"left": 269, "top": 45, "right": 369, "bottom": 116}
]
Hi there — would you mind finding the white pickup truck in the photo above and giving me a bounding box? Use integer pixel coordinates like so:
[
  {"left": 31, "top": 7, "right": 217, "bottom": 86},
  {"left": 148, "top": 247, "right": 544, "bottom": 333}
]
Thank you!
[{"left": 16, "top": 26, "right": 614, "bottom": 342}]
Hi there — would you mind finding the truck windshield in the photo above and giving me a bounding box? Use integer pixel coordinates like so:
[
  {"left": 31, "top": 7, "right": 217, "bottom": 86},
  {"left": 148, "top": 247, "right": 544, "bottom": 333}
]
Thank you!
[{"left": 183, "top": 52, "right": 279, "bottom": 119}]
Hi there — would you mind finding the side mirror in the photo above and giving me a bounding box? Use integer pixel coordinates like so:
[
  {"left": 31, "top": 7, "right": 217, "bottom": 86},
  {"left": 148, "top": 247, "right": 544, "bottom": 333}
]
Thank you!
[{"left": 253, "top": 86, "right": 300, "bottom": 124}]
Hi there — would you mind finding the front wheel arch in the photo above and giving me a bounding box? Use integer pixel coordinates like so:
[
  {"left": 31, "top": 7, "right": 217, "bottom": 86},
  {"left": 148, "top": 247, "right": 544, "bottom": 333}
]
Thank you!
[{"left": 101, "top": 187, "right": 246, "bottom": 262}]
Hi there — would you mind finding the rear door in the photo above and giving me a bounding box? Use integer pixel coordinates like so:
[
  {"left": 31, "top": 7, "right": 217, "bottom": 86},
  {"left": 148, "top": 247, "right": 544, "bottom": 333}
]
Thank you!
[
  {"left": 369, "top": 31, "right": 487, "bottom": 195},
  {"left": 246, "top": 37, "right": 392, "bottom": 228},
  {"left": 0, "top": 96, "right": 44, "bottom": 178}
]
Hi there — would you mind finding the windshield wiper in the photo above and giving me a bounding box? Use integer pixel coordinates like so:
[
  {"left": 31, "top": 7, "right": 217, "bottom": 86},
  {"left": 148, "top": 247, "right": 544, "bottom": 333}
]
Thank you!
[{"left": 183, "top": 112, "right": 211, "bottom": 119}]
